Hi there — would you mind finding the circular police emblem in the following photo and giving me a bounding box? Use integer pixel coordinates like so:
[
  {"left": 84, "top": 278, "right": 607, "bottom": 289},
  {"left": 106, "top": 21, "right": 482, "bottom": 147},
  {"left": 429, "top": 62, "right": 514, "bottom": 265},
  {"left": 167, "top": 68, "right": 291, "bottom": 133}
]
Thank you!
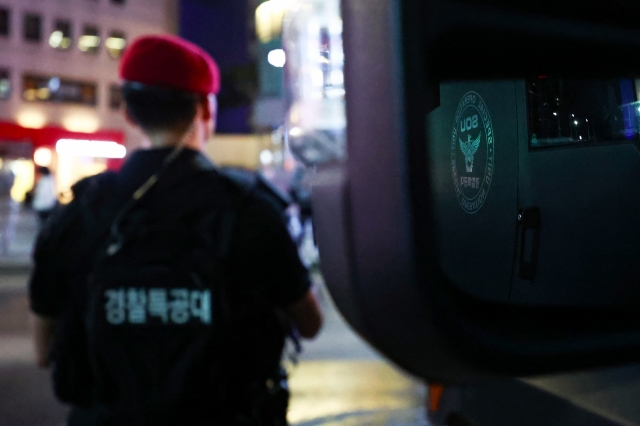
[{"left": 451, "top": 91, "right": 494, "bottom": 214}]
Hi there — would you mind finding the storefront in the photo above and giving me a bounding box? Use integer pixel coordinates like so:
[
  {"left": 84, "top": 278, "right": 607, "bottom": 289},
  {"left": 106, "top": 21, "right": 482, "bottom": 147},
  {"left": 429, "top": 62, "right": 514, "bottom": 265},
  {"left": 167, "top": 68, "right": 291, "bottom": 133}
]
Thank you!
[{"left": 0, "top": 121, "right": 125, "bottom": 203}]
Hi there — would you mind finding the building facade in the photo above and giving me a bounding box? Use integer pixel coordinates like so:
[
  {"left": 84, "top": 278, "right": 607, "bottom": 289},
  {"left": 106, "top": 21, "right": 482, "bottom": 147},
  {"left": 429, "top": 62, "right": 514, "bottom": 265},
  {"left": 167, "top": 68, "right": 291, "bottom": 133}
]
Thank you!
[{"left": 0, "top": 0, "right": 177, "bottom": 200}]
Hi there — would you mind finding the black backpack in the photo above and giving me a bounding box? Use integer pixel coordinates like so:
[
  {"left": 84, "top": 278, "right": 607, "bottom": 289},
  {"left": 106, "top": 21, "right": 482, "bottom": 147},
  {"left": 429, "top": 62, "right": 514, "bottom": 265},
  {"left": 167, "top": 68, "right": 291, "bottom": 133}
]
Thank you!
[{"left": 49, "top": 165, "right": 258, "bottom": 424}]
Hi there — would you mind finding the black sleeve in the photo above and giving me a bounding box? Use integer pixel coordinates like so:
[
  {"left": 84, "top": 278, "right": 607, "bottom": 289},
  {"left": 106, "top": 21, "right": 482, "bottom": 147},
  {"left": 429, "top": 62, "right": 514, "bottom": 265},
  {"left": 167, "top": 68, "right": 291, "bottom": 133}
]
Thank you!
[
  {"left": 28, "top": 203, "right": 76, "bottom": 318},
  {"left": 226, "top": 190, "right": 311, "bottom": 309}
]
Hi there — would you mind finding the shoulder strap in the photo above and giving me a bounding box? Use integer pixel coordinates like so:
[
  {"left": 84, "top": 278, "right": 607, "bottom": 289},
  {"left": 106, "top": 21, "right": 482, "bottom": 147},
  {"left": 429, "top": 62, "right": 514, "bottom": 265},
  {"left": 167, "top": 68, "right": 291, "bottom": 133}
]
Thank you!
[{"left": 100, "top": 167, "right": 253, "bottom": 262}]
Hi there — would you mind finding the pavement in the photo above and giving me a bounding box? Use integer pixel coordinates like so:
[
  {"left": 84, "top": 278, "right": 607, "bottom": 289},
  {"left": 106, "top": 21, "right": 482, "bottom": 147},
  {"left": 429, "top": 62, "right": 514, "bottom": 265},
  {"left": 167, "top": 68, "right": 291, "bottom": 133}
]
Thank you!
[
  {"left": 0, "top": 282, "right": 69, "bottom": 426},
  {"left": 0, "top": 204, "right": 37, "bottom": 273}
]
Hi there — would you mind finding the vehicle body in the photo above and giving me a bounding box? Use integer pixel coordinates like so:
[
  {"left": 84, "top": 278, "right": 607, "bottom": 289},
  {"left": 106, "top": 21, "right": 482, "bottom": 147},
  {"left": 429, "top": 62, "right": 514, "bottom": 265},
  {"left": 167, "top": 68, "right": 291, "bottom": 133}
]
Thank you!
[{"left": 284, "top": 0, "right": 640, "bottom": 424}]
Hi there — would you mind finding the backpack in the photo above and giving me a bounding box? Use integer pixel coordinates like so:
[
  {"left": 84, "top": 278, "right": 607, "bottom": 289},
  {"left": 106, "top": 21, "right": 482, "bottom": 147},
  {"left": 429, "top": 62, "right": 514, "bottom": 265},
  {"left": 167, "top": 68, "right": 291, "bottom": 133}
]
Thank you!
[{"left": 50, "top": 165, "right": 262, "bottom": 424}]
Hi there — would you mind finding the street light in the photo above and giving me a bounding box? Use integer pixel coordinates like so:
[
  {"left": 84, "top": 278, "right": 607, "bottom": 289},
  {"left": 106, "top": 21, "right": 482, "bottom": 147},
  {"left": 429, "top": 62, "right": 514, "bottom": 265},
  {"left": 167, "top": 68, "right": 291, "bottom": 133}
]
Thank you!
[
  {"left": 255, "top": 0, "right": 296, "bottom": 43},
  {"left": 268, "top": 49, "right": 287, "bottom": 67}
]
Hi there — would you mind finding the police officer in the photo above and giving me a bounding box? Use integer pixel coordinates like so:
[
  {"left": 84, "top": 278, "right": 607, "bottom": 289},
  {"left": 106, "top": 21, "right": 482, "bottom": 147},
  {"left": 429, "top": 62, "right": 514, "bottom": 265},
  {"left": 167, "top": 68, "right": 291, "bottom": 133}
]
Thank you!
[{"left": 29, "top": 34, "right": 323, "bottom": 425}]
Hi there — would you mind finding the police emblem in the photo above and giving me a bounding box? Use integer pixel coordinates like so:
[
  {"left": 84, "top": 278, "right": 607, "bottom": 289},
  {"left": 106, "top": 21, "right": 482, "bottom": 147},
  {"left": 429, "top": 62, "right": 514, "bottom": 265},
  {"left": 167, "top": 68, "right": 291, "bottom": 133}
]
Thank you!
[{"left": 451, "top": 91, "right": 494, "bottom": 214}]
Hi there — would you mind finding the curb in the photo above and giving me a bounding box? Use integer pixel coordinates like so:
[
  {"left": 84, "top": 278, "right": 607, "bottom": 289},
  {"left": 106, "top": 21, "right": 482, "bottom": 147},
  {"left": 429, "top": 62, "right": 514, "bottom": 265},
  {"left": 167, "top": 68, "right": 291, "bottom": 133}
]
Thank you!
[{"left": 0, "top": 259, "right": 33, "bottom": 275}]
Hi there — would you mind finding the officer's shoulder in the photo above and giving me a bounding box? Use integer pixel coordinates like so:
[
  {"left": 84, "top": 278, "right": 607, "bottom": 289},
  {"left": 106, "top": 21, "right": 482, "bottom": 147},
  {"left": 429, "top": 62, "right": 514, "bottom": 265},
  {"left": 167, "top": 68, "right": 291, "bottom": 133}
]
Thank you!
[
  {"left": 218, "top": 167, "right": 291, "bottom": 212},
  {"left": 33, "top": 174, "right": 107, "bottom": 252},
  {"left": 50, "top": 170, "right": 117, "bottom": 227},
  {"left": 71, "top": 170, "right": 118, "bottom": 201}
]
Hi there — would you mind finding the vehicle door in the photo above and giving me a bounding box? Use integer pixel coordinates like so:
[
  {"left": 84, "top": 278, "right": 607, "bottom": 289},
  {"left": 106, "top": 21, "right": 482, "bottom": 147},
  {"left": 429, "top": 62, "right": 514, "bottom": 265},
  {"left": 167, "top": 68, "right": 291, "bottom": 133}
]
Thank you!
[{"left": 512, "top": 77, "right": 640, "bottom": 307}]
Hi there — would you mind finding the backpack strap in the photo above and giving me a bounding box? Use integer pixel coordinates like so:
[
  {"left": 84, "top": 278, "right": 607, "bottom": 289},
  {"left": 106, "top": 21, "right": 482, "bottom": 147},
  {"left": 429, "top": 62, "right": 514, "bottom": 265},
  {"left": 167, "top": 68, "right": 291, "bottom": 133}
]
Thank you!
[{"left": 96, "top": 167, "right": 255, "bottom": 265}]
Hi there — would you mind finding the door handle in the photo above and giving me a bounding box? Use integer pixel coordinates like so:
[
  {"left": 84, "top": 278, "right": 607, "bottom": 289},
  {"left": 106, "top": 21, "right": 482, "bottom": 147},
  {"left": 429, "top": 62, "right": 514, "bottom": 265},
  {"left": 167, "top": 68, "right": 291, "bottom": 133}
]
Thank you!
[{"left": 518, "top": 207, "right": 541, "bottom": 281}]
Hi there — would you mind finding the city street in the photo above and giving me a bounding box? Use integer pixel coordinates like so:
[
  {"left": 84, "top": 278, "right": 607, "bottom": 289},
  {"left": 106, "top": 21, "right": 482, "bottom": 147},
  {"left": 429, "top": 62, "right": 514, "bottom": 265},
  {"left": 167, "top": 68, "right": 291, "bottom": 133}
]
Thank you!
[{"left": 0, "top": 271, "right": 429, "bottom": 426}]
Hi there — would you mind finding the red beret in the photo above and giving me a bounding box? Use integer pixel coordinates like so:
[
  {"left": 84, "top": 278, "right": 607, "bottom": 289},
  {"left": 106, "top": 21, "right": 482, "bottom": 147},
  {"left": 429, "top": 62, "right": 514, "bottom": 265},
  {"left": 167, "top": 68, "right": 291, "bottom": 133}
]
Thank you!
[{"left": 119, "top": 34, "right": 220, "bottom": 95}]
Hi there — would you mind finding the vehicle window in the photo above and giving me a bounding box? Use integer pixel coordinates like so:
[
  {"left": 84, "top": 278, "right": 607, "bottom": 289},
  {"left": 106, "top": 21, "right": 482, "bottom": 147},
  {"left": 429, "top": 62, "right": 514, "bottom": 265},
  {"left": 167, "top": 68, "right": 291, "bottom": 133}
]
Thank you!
[{"left": 528, "top": 76, "right": 638, "bottom": 148}]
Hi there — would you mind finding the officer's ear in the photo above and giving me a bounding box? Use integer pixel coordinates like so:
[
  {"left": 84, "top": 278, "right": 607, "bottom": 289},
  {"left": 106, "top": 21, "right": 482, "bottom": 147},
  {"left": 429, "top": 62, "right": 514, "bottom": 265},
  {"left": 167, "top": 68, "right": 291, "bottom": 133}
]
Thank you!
[
  {"left": 202, "top": 94, "right": 217, "bottom": 136},
  {"left": 201, "top": 94, "right": 217, "bottom": 121}
]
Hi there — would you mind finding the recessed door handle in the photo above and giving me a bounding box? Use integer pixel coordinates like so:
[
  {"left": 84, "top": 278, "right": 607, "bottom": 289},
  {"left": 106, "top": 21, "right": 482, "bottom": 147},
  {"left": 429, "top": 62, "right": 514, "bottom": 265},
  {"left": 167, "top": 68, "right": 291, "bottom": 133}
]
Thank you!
[{"left": 518, "top": 207, "right": 541, "bottom": 281}]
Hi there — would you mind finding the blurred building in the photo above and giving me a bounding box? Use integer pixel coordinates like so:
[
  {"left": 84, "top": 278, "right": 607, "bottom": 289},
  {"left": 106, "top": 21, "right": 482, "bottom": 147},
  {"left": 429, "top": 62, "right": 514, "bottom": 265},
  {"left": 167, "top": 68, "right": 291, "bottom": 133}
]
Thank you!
[
  {"left": 0, "top": 0, "right": 178, "bottom": 200},
  {"left": 180, "top": 0, "right": 255, "bottom": 134},
  {"left": 249, "top": 0, "right": 345, "bottom": 173},
  {"left": 251, "top": 0, "right": 287, "bottom": 131},
  {"left": 179, "top": 0, "right": 280, "bottom": 172}
]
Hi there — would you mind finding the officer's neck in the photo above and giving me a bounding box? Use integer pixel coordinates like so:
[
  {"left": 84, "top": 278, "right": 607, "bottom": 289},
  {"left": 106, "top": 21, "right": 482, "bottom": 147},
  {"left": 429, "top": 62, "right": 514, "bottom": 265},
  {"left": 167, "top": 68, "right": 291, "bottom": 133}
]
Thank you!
[{"left": 146, "top": 124, "right": 204, "bottom": 152}]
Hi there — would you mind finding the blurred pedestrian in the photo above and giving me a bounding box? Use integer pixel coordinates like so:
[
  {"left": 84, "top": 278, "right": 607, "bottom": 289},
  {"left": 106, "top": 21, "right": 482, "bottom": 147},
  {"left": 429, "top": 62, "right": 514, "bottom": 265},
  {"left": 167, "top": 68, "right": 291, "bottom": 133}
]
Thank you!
[
  {"left": 28, "top": 34, "right": 322, "bottom": 426},
  {"left": 0, "top": 162, "right": 16, "bottom": 254},
  {"left": 32, "top": 166, "right": 58, "bottom": 227}
]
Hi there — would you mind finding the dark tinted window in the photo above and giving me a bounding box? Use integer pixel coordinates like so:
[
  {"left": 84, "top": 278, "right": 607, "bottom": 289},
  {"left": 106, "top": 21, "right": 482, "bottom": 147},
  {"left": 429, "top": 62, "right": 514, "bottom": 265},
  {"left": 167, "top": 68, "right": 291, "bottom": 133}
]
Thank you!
[
  {"left": 111, "top": 0, "right": 125, "bottom": 5},
  {"left": 50, "top": 20, "right": 72, "bottom": 50},
  {"left": 24, "top": 13, "right": 41, "bottom": 42},
  {"left": 109, "top": 84, "right": 122, "bottom": 109},
  {"left": 0, "top": 8, "right": 9, "bottom": 37},
  {"left": 0, "top": 69, "right": 10, "bottom": 99},
  {"left": 457, "top": 0, "right": 640, "bottom": 31},
  {"left": 79, "top": 25, "right": 100, "bottom": 55},
  {"left": 23, "top": 74, "right": 97, "bottom": 105},
  {"left": 528, "top": 76, "right": 638, "bottom": 148}
]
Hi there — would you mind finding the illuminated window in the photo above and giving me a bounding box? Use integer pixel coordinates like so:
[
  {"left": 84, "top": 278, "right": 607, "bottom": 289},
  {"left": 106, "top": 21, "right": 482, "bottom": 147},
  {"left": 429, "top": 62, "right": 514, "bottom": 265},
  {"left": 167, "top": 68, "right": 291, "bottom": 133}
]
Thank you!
[
  {"left": 24, "top": 13, "right": 41, "bottom": 43},
  {"left": 109, "top": 84, "right": 122, "bottom": 109},
  {"left": 0, "top": 8, "right": 10, "bottom": 37},
  {"left": 49, "top": 20, "right": 72, "bottom": 50},
  {"left": 79, "top": 25, "right": 100, "bottom": 55},
  {"left": 56, "top": 139, "right": 126, "bottom": 159},
  {"left": 23, "top": 74, "right": 97, "bottom": 106},
  {"left": 105, "top": 30, "right": 126, "bottom": 59},
  {"left": 0, "top": 69, "right": 10, "bottom": 100}
]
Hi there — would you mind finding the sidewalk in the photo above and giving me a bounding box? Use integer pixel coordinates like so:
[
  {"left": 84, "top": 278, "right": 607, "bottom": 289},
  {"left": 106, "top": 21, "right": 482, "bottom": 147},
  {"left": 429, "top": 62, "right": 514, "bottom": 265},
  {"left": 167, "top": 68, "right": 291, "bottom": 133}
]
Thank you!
[{"left": 0, "top": 206, "right": 37, "bottom": 273}]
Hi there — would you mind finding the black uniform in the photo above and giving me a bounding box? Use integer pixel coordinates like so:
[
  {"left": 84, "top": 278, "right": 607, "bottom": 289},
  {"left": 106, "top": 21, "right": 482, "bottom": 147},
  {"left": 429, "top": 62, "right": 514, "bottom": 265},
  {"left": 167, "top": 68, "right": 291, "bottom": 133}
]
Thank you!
[{"left": 29, "top": 148, "right": 311, "bottom": 425}]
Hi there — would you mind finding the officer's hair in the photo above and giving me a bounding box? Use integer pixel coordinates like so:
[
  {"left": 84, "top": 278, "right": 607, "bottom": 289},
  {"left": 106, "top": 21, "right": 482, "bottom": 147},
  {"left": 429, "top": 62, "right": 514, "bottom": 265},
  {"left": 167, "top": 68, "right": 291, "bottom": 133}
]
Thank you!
[{"left": 122, "top": 82, "right": 202, "bottom": 132}]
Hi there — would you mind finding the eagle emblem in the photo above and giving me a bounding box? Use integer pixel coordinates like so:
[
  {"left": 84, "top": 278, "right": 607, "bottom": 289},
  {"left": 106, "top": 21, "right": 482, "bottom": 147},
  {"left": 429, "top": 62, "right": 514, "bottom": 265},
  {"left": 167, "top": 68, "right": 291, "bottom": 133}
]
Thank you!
[{"left": 459, "top": 133, "right": 481, "bottom": 172}]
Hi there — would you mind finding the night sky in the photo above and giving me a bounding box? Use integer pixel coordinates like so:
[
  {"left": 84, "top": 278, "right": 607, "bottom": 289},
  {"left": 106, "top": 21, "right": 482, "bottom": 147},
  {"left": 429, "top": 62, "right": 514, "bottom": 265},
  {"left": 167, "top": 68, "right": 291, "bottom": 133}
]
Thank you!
[{"left": 179, "top": 0, "right": 255, "bottom": 133}]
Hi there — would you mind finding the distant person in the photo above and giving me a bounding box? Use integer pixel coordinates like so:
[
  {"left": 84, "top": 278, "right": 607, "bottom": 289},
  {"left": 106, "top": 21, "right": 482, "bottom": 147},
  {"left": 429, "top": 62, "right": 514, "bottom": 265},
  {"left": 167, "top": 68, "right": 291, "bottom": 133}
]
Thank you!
[
  {"left": 0, "top": 163, "right": 17, "bottom": 254},
  {"left": 32, "top": 166, "right": 58, "bottom": 227},
  {"left": 28, "top": 34, "right": 322, "bottom": 426}
]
